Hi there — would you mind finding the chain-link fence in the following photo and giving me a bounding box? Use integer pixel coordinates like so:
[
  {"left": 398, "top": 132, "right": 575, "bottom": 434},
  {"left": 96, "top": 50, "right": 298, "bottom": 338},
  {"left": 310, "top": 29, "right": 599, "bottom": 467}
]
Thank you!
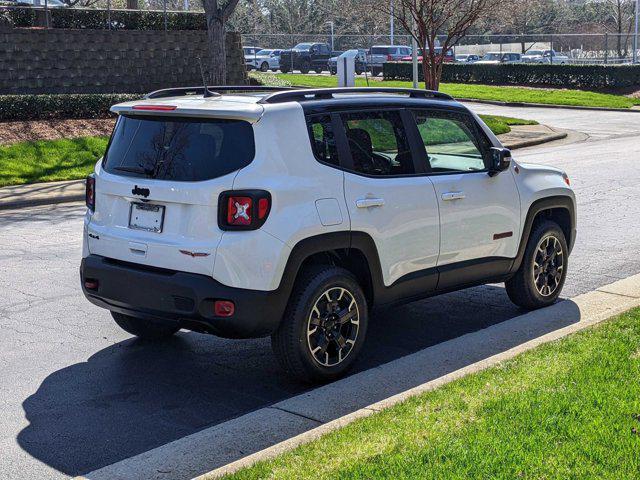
[
  {"left": 241, "top": 33, "right": 639, "bottom": 65},
  {"left": 2, "top": 4, "right": 639, "bottom": 65}
]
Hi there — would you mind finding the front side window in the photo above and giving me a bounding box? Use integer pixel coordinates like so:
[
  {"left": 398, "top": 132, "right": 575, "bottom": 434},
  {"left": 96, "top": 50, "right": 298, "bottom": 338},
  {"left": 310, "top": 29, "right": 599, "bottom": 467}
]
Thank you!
[
  {"left": 307, "top": 115, "right": 339, "bottom": 166},
  {"left": 103, "top": 116, "right": 255, "bottom": 182},
  {"left": 340, "top": 110, "right": 414, "bottom": 176},
  {"left": 412, "top": 110, "right": 487, "bottom": 173}
]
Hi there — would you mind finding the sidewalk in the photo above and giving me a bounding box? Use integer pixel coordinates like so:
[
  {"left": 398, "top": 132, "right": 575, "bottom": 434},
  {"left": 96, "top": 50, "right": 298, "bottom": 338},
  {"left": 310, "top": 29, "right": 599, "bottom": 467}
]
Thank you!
[{"left": 0, "top": 124, "right": 566, "bottom": 210}]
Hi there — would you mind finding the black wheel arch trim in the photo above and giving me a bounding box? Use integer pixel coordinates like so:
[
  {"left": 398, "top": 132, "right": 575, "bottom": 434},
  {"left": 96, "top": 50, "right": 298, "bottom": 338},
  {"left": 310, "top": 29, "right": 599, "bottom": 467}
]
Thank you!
[
  {"left": 277, "top": 196, "right": 575, "bottom": 311},
  {"left": 277, "top": 231, "right": 519, "bottom": 310},
  {"left": 510, "top": 195, "right": 576, "bottom": 274}
]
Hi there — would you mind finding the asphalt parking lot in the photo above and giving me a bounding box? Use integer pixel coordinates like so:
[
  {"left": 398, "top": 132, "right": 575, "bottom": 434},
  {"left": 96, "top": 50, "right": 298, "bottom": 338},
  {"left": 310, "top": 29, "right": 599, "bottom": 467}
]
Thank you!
[{"left": 1, "top": 103, "right": 639, "bottom": 479}]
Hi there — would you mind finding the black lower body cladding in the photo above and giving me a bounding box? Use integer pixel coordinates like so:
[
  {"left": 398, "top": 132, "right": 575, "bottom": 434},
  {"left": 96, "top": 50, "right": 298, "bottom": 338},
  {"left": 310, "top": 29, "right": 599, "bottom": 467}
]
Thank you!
[{"left": 80, "top": 255, "right": 288, "bottom": 339}]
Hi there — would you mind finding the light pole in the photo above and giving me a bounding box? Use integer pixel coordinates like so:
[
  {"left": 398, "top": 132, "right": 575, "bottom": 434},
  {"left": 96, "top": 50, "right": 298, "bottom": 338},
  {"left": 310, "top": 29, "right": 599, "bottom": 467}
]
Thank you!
[
  {"left": 326, "top": 21, "right": 335, "bottom": 52},
  {"left": 634, "top": 0, "right": 639, "bottom": 63},
  {"left": 390, "top": 0, "right": 394, "bottom": 45},
  {"left": 412, "top": 20, "right": 418, "bottom": 88}
]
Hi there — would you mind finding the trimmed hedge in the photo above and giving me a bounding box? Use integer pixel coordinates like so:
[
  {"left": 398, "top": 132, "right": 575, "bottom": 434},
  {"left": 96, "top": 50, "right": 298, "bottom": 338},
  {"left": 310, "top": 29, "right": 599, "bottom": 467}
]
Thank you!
[
  {"left": 1, "top": 6, "right": 206, "bottom": 30},
  {"left": 0, "top": 93, "right": 141, "bottom": 121},
  {"left": 383, "top": 62, "right": 640, "bottom": 89}
]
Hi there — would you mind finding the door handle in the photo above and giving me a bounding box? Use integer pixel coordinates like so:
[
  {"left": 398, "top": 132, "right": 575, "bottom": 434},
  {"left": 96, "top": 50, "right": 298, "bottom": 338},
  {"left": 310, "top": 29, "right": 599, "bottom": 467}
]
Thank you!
[
  {"left": 441, "top": 191, "right": 466, "bottom": 201},
  {"left": 356, "top": 197, "right": 385, "bottom": 208}
]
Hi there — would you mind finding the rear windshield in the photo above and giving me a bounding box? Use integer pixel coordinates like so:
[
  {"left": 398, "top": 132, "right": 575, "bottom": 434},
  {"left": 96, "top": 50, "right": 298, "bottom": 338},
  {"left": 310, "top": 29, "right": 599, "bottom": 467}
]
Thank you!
[{"left": 102, "top": 115, "right": 255, "bottom": 182}]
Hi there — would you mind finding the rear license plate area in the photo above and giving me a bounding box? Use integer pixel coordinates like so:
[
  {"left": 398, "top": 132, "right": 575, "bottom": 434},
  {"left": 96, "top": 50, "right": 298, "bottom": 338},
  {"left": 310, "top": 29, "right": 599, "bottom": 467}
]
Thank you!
[{"left": 129, "top": 202, "right": 165, "bottom": 233}]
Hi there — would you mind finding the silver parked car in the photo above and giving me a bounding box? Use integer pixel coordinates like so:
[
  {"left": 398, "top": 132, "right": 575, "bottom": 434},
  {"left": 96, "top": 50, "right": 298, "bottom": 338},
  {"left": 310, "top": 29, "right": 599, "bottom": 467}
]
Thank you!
[
  {"left": 455, "top": 54, "right": 480, "bottom": 63},
  {"left": 522, "top": 49, "right": 569, "bottom": 64},
  {"left": 475, "top": 52, "right": 522, "bottom": 64},
  {"left": 367, "top": 45, "right": 412, "bottom": 76}
]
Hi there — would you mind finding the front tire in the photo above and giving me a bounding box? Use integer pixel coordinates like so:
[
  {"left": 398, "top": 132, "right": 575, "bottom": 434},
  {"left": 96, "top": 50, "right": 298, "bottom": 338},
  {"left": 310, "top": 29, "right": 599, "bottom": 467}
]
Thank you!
[
  {"left": 505, "top": 220, "right": 568, "bottom": 310},
  {"left": 260, "top": 61, "right": 269, "bottom": 72},
  {"left": 111, "top": 312, "right": 179, "bottom": 340},
  {"left": 271, "top": 266, "right": 368, "bottom": 383}
]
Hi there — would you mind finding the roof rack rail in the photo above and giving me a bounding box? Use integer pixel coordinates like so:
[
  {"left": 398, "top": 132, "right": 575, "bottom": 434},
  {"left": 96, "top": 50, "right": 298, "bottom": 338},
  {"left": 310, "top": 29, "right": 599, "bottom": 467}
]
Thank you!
[
  {"left": 144, "top": 85, "right": 295, "bottom": 100},
  {"left": 257, "top": 87, "right": 453, "bottom": 104}
]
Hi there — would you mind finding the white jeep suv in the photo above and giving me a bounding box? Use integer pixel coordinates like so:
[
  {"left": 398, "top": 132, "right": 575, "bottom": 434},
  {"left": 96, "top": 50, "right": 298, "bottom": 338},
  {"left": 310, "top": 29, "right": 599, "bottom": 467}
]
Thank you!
[{"left": 81, "top": 86, "right": 576, "bottom": 383}]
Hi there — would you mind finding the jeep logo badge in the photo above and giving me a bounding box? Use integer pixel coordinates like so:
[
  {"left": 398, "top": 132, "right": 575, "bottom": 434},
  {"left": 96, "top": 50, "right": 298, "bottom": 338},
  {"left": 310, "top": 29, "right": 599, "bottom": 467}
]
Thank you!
[{"left": 132, "top": 185, "right": 150, "bottom": 198}]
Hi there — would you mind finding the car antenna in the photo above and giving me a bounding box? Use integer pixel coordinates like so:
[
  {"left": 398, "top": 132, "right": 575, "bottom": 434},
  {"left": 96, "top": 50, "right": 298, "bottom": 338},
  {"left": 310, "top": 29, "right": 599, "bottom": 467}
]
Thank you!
[{"left": 197, "top": 57, "right": 218, "bottom": 98}]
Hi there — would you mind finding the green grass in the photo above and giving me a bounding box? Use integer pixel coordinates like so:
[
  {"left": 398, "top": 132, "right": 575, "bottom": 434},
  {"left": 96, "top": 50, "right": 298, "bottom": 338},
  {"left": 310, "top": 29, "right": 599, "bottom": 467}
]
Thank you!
[
  {"left": 0, "top": 136, "right": 108, "bottom": 187},
  {"left": 224, "top": 307, "right": 640, "bottom": 480},
  {"left": 477, "top": 115, "right": 537, "bottom": 135},
  {"left": 270, "top": 73, "right": 640, "bottom": 109}
]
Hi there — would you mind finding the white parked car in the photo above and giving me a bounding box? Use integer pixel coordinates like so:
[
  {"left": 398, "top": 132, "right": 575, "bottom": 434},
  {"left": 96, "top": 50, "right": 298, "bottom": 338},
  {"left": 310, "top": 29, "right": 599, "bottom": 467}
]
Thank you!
[
  {"left": 14, "top": 0, "right": 67, "bottom": 6},
  {"left": 250, "top": 49, "right": 282, "bottom": 72},
  {"left": 455, "top": 54, "right": 480, "bottom": 63},
  {"left": 243, "top": 46, "right": 263, "bottom": 70},
  {"left": 522, "top": 49, "right": 569, "bottom": 64},
  {"left": 476, "top": 52, "right": 522, "bottom": 64},
  {"left": 81, "top": 86, "right": 576, "bottom": 382}
]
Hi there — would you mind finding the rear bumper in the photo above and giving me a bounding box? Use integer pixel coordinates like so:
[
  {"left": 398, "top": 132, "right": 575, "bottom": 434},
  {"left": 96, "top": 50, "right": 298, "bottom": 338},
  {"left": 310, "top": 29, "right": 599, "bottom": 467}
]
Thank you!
[{"left": 80, "top": 255, "right": 287, "bottom": 338}]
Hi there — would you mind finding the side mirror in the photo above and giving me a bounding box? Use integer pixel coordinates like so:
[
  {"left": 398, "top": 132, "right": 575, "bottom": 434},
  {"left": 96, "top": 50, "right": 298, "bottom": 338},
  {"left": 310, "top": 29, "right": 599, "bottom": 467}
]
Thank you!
[{"left": 488, "top": 147, "right": 511, "bottom": 176}]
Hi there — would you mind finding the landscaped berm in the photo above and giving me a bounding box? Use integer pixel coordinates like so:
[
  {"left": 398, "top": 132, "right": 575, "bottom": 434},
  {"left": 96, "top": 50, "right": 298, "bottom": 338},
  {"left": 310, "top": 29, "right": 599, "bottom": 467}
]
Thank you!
[{"left": 222, "top": 307, "right": 640, "bottom": 479}]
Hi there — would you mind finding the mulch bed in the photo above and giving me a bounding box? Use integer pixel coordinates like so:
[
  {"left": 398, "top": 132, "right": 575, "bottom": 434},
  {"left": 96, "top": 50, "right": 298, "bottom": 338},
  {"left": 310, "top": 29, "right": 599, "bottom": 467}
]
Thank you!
[{"left": 0, "top": 118, "right": 116, "bottom": 145}]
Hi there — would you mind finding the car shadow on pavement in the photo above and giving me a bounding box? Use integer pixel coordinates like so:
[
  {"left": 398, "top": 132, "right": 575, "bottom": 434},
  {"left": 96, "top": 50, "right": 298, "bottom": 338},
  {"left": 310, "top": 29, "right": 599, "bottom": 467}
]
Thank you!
[{"left": 17, "top": 284, "right": 579, "bottom": 477}]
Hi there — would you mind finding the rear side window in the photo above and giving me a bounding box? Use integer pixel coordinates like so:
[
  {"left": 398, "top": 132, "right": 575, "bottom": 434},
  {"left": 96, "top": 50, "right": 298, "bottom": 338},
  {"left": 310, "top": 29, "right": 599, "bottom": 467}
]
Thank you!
[
  {"left": 103, "top": 115, "right": 254, "bottom": 182},
  {"left": 307, "top": 115, "right": 339, "bottom": 166}
]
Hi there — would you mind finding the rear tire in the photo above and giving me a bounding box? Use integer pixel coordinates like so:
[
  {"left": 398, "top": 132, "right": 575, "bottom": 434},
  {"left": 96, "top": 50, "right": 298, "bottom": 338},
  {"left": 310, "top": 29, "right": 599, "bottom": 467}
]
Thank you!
[
  {"left": 505, "top": 220, "right": 568, "bottom": 310},
  {"left": 300, "top": 62, "right": 310, "bottom": 74},
  {"left": 260, "top": 61, "right": 269, "bottom": 72},
  {"left": 111, "top": 312, "right": 179, "bottom": 340},
  {"left": 280, "top": 67, "right": 290, "bottom": 73},
  {"left": 271, "top": 266, "right": 368, "bottom": 383}
]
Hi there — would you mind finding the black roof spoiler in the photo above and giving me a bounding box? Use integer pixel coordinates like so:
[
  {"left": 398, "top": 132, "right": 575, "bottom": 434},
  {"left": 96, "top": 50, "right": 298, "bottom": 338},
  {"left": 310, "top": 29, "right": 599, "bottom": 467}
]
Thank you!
[
  {"left": 144, "top": 85, "right": 294, "bottom": 100},
  {"left": 257, "top": 87, "right": 453, "bottom": 104}
]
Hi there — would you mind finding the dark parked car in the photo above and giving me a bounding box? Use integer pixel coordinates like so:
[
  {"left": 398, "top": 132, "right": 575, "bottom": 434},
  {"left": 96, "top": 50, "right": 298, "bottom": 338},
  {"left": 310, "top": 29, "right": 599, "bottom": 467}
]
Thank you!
[{"left": 280, "top": 42, "right": 333, "bottom": 74}]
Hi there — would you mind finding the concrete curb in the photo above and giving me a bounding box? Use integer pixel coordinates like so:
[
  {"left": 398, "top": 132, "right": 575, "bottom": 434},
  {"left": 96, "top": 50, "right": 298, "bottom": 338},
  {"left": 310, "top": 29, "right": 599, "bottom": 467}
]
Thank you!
[
  {"left": 459, "top": 97, "right": 640, "bottom": 113},
  {"left": 502, "top": 130, "right": 568, "bottom": 150},
  {"left": 74, "top": 273, "right": 640, "bottom": 480},
  {"left": 0, "top": 179, "right": 84, "bottom": 211}
]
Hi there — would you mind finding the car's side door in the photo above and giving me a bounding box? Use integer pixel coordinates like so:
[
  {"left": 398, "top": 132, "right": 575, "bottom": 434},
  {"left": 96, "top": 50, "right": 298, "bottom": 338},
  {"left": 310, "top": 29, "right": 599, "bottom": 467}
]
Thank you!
[
  {"left": 409, "top": 108, "right": 521, "bottom": 288},
  {"left": 335, "top": 109, "right": 440, "bottom": 289}
]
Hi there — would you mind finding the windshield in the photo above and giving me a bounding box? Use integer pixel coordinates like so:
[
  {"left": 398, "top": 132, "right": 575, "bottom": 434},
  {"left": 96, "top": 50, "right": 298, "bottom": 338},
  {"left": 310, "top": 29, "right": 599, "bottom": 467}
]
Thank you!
[
  {"left": 256, "top": 49, "right": 272, "bottom": 56},
  {"left": 481, "top": 53, "right": 501, "bottom": 61},
  {"left": 293, "top": 43, "right": 313, "bottom": 51},
  {"left": 103, "top": 115, "right": 255, "bottom": 182},
  {"left": 526, "top": 50, "right": 543, "bottom": 56}
]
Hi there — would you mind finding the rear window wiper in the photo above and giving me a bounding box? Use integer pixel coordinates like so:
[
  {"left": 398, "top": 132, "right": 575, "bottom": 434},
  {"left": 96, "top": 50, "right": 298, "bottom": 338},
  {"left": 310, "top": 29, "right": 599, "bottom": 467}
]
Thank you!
[{"left": 112, "top": 166, "right": 150, "bottom": 175}]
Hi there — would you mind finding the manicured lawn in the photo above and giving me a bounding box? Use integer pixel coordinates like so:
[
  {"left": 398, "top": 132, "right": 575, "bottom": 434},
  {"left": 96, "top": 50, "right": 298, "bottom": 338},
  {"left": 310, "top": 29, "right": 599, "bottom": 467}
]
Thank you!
[
  {"left": 224, "top": 307, "right": 640, "bottom": 480},
  {"left": 269, "top": 73, "right": 640, "bottom": 109},
  {"left": 0, "top": 136, "right": 107, "bottom": 187},
  {"left": 479, "top": 115, "right": 537, "bottom": 135}
]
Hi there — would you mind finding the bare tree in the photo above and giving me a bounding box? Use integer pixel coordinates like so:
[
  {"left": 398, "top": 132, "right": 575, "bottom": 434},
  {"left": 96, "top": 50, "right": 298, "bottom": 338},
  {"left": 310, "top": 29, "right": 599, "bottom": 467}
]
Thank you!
[
  {"left": 372, "top": 0, "right": 498, "bottom": 90},
  {"left": 604, "top": 0, "right": 635, "bottom": 58},
  {"left": 203, "top": 0, "right": 242, "bottom": 84}
]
